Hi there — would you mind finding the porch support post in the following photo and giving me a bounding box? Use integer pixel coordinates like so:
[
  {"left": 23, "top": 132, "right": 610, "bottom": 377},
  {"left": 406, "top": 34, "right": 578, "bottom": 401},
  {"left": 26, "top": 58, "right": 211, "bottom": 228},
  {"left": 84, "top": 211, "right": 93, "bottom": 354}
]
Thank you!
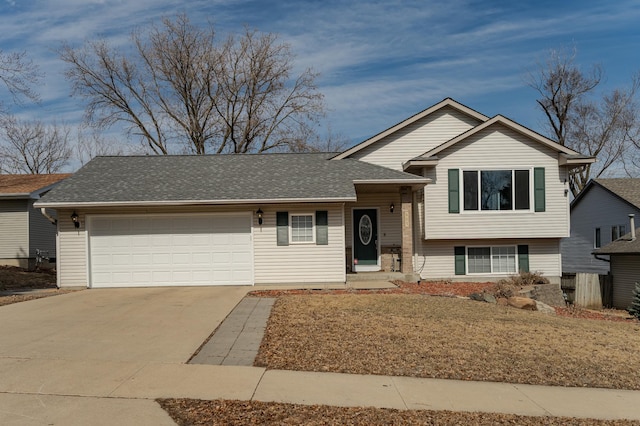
[{"left": 400, "top": 186, "right": 414, "bottom": 275}]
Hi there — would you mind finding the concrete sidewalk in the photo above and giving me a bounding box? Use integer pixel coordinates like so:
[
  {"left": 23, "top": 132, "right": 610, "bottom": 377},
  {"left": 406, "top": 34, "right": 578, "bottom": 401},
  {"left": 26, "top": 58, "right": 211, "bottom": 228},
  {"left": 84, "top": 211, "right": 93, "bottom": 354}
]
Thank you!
[
  {"left": 1, "top": 360, "right": 639, "bottom": 422},
  {"left": 2, "top": 286, "right": 639, "bottom": 424}
]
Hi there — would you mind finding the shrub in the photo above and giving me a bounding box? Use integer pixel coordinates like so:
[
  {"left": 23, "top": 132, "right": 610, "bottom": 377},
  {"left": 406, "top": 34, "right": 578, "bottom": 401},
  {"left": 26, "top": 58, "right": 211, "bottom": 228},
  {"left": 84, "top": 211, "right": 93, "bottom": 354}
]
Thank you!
[
  {"left": 628, "top": 282, "right": 640, "bottom": 320},
  {"left": 489, "top": 271, "right": 550, "bottom": 299},
  {"left": 491, "top": 279, "right": 519, "bottom": 298}
]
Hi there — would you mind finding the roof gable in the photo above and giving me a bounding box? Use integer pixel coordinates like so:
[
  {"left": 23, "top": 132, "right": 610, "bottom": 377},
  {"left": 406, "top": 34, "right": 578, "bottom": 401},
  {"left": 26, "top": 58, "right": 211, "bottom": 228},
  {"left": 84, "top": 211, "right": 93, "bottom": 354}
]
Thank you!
[
  {"left": 573, "top": 178, "right": 640, "bottom": 211},
  {"left": 421, "top": 115, "right": 586, "bottom": 159},
  {"left": 332, "top": 98, "right": 488, "bottom": 160},
  {"left": 0, "top": 174, "right": 72, "bottom": 199},
  {"left": 36, "top": 154, "right": 428, "bottom": 207}
]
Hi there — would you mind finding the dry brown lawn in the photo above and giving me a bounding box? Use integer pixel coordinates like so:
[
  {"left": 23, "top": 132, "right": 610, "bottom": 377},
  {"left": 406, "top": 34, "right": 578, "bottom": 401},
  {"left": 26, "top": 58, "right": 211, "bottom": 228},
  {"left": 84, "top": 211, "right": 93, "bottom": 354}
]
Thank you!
[
  {"left": 158, "top": 398, "right": 637, "bottom": 425},
  {"left": 0, "top": 266, "right": 76, "bottom": 306},
  {"left": 255, "top": 294, "right": 640, "bottom": 390}
]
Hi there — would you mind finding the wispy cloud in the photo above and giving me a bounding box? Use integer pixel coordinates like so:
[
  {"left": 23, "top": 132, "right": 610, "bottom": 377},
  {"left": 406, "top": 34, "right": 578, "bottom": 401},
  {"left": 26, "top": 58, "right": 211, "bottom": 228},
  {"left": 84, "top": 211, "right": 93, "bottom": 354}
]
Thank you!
[{"left": 0, "top": 0, "right": 639, "bottom": 161}]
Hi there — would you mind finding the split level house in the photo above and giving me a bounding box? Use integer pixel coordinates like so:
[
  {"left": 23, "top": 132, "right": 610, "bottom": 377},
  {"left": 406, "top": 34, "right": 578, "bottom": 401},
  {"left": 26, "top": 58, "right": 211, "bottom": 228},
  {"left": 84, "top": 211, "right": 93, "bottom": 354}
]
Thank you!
[
  {"left": 0, "top": 174, "right": 71, "bottom": 268},
  {"left": 562, "top": 178, "right": 640, "bottom": 275},
  {"left": 35, "top": 98, "right": 594, "bottom": 288}
]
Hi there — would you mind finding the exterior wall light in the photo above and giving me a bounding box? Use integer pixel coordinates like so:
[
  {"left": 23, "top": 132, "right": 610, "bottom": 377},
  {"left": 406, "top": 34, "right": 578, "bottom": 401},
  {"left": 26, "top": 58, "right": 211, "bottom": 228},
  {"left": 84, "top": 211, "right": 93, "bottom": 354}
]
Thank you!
[
  {"left": 71, "top": 211, "right": 80, "bottom": 229},
  {"left": 256, "top": 208, "right": 263, "bottom": 225},
  {"left": 389, "top": 203, "right": 394, "bottom": 213}
]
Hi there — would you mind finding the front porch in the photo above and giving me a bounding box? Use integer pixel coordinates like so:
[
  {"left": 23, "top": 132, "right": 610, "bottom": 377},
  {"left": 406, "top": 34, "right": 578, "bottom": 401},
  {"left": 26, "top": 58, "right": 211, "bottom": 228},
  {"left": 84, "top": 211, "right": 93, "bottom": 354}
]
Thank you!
[{"left": 344, "top": 184, "right": 420, "bottom": 277}]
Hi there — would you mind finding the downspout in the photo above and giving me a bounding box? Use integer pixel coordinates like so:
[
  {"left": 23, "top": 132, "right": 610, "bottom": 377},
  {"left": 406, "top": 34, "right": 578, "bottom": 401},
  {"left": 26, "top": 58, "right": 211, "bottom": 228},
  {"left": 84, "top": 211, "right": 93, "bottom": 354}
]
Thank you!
[
  {"left": 630, "top": 214, "right": 636, "bottom": 241},
  {"left": 40, "top": 208, "right": 57, "bottom": 225}
]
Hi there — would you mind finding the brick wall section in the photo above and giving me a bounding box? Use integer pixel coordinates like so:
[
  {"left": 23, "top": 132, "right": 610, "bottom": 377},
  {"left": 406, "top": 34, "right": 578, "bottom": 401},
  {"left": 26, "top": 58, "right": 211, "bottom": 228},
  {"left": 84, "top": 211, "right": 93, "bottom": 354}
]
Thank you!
[{"left": 400, "top": 186, "right": 413, "bottom": 275}]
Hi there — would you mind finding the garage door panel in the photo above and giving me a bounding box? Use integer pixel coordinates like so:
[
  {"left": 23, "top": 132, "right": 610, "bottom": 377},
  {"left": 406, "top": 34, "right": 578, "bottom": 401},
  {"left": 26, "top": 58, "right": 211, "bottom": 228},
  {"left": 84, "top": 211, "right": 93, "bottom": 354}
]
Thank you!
[
  {"left": 172, "top": 253, "right": 191, "bottom": 265},
  {"left": 191, "top": 252, "right": 211, "bottom": 264},
  {"left": 131, "top": 235, "right": 150, "bottom": 247},
  {"left": 132, "top": 253, "right": 151, "bottom": 265},
  {"left": 89, "top": 214, "right": 253, "bottom": 288},
  {"left": 112, "top": 254, "right": 131, "bottom": 266},
  {"left": 132, "top": 271, "right": 151, "bottom": 283},
  {"left": 151, "top": 234, "right": 172, "bottom": 246}
]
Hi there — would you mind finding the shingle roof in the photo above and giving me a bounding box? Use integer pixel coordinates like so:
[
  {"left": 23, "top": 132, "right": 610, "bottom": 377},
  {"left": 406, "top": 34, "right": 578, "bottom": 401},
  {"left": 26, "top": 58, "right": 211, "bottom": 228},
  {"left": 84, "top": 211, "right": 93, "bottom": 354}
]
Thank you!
[
  {"left": 593, "top": 228, "right": 640, "bottom": 254},
  {"left": 0, "top": 174, "right": 72, "bottom": 197},
  {"left": 594, "top": 178, "right": 640, "bottom": 209},
  {"left": 36, "top": 153, "right": 427, "bottom": 206}
]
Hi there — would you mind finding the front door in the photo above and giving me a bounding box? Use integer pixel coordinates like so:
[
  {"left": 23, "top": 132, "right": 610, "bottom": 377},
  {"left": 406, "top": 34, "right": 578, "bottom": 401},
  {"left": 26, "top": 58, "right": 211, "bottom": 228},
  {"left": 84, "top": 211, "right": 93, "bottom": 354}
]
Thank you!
[{"left": 353, "top": 208, "right": 379, "bottom": 271}]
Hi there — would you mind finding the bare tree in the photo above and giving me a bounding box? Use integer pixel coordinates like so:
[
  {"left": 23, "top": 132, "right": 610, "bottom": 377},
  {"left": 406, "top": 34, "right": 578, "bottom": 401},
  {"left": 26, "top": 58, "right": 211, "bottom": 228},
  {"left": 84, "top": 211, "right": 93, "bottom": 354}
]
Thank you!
[
  {"left": 0, "top": 117, "right": 72, "bottom": 174},
  {"left": 527, "top": 47, "right": 640, "bottom": 196},
  {"left": 76, "top": 128, "right": 130, "bottom": 165},
  {"left": 0, "top": 49, "right": 42, "bottom": 111},
  {"left": 302, "top": 125, "right": 351, "bottom": 153},
  {"left": 59, "top": 14, "right": 324, "bottom": 155}
]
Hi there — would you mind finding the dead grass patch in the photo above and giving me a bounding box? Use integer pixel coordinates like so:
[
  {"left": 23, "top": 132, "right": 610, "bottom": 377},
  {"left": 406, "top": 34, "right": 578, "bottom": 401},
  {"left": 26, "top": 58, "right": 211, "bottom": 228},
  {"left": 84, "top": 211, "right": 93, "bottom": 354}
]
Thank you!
[
  {"left": 158, "top": 398, "right": 636, "bottom": 425},
  {"left": 0, "top": 265, "right": 56, "bottom": 290},
  {"left": 0, "top": 266, "right": 76, "bottom": 306},
  {"left": 256, "top": 294, "right": 640, "bottom": 390}
]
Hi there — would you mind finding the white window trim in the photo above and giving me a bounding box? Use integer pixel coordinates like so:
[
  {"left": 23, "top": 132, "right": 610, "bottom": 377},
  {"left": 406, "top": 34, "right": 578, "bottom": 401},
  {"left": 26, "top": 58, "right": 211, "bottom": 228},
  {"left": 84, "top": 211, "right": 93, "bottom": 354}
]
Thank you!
[
  {"left": 289, "top": 213, "right": 315, "bottom": 244},
  {"left": 466, "top": 245, "right": 518, "bottom": 275},
  {"left": 460, "top": 167, "right": 534, "bottom": 214}
]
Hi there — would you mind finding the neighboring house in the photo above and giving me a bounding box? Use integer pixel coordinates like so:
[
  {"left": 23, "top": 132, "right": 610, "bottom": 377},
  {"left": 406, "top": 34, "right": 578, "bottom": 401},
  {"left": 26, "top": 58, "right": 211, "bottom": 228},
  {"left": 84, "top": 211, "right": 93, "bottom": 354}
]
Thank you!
[
  {"left": 0, "top": 174, "right": 72, "bottom": 268},
  {"left": 592, "top": 217, "right": 640, "bottom": 309},
  {"left": 35, "top": 98, "right": 594, "bottom": 289},
  {"left": 562, "top": 179, "right": 640, "bottom": 275}
]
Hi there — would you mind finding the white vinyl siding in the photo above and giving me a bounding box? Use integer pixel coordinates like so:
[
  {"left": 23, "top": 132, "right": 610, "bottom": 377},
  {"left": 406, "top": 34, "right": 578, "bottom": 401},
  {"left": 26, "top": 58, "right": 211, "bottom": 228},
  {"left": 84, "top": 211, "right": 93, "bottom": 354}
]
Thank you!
[
  {"left": 561, "top": 184, "right": 640, "bottom": 274},
  {"left": 425, "top": 124, "right": 569, "bottom": 240},
  {"left": 344, "top": 192, "right": 401, "bottom": 249},
  {"left": 610, "top": 255, "right": 640, "bottom": 310},
  {"left": 0, "top": 199, "right": 29, "bottom": 259},
  {"left": 57, "top": 209, "right": 89, "bottom": 287},
  {"left": 416, "top": 238, "right": 562, "bottom": 281},
  {"left": 350, "top": 107, "right": 481, "bottom": 170},
  {"left": 253, "top": 204, "right": 345, "bottom": 284},
  {"left": 56, "top": 204, "right": 347, "bottom": 288}
]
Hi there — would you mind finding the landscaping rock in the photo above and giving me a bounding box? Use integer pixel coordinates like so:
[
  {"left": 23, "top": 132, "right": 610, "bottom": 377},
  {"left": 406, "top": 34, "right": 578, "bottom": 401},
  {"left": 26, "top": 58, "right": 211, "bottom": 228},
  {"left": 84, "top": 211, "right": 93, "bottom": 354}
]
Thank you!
[
  {"left": 496, "top": 297, "right": 508, "bottom": 306},
  {"left": 535, "top": 301, "right": 557, "bottom": 315},
  {"left": 469, "top": 293, "right": 484, "bottom": 301},
  {"left": 532, "top": 283, "right": 566, "bottom": 307},
  {"left": 507, "top": 296, "right": 537, "bottom": 310},
  {"left": 517, "top": 285, "right": 535, "bottom": 299},
  {"left": 483, "top": 293, "right": 497, "bottom": 304}
]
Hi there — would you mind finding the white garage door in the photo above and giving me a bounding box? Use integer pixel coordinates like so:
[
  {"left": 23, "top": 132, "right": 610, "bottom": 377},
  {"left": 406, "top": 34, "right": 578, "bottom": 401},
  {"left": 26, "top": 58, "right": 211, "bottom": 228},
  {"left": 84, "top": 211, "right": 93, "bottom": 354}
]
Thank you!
[{"left": 88, "top": 214, "right": 253, "bottom": 288}]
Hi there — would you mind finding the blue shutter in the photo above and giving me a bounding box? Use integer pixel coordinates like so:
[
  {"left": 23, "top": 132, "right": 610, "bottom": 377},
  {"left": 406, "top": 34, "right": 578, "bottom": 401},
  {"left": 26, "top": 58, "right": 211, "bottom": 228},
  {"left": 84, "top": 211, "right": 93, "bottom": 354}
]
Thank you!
[
  {"left": 448, "top": 169, "right": 460, "bottom": 213},
  {"left": 276, "top": 212, "right": 288, "bottom": 246}
]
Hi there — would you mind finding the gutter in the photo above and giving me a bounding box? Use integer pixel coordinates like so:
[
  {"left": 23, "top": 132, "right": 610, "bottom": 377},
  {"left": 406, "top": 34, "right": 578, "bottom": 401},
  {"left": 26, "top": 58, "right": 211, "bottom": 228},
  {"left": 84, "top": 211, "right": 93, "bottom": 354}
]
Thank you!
[
  {"left": 592, "top": 253, "right": 610, "bottom": 263},
  {"left": 34, "top": 196, "right": 359, "bottom": 209},
  {"left": 39, "top": 208, "right": 57, "bottom": 225}
]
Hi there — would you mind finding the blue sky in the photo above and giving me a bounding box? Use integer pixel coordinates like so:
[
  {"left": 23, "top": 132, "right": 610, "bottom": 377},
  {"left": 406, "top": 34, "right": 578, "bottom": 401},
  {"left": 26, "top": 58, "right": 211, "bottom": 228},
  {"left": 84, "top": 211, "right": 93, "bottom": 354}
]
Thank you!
[{"left": 1, "top": 0, "right": 640, "bottom": 161}]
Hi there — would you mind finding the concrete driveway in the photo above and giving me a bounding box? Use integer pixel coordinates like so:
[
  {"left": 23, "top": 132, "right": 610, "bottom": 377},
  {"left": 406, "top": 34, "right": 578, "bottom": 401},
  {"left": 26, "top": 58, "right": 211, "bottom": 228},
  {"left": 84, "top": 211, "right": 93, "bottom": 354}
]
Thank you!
[{"left": 0, "top": 286, "right": 250, "bottom": 425}]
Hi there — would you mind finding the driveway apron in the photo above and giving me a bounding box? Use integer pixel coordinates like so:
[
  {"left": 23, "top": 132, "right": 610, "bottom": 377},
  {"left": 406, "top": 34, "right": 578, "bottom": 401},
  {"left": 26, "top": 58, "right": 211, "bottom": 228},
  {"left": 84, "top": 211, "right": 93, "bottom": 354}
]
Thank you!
[{"left": 0, "top": 286, "right": 249, "bottom": 425}]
